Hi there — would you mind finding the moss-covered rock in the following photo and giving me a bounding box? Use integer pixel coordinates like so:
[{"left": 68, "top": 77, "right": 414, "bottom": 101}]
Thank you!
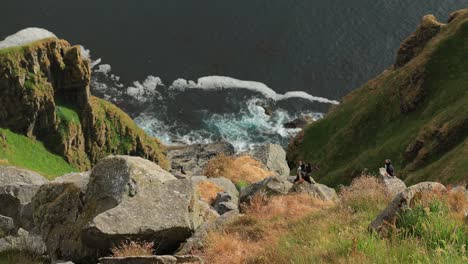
[{"left": 0, "top": 38, "right": 168, "bottom": 172}]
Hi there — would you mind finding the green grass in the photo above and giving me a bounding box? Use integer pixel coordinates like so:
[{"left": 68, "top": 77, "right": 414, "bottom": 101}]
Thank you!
[
  {"left": 291, "top": 15, "right": 468, "bottom": 186},
  {"left": 56, "top": 105, "right": 80, "bottom": 125},
  {"left": 0, "top": 128, "right": 77, "bottom": 179},
  {"left": 0, "top": 250, "right": 44, "bottom": 264},
  {"left": 258, "top": 187, "right": 467, "bottom": 263}
]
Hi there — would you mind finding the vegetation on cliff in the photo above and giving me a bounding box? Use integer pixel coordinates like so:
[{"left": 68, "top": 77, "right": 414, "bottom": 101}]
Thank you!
[
  {"left": 0, "top": 128, "right": 76, "bottom": 178},
  {"left": 288, "top": 10, "right": 468, "bottom": 186},
  {"left": 0, "top": 37, "right": 168, "bottom": 174}
]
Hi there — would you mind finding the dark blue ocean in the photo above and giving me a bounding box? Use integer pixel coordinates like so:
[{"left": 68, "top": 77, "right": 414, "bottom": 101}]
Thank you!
[{"left": 1, "top": 1, "right": 466, "bottom": 150}]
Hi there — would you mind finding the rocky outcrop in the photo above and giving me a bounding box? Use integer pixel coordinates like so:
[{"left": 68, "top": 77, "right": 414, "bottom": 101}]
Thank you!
[
  {"left": 167, "top": 141, "right": 235, "bottom": 176},
  {"left": 289, "top": 183, "right": 339, "bottom": 203},
  {"left": 0, "top": 166, "right": 48, "bottom": 230},
  {"left": 249, "top": 143, "right": 290, "bottom": 177},
  {"left": 395, "top": 15, "right": 445, "bottom": 68},
  {"left": 0, "top": 36, "right": 168, "bottom": 171},
  {"left": 32, "top": 155, "right": 214, "bottom": 262},
  {"left": 283, "top": 115, "right": 314, "bottom": 129},
  {"left": 370, "top": 182, "right": 447, "bottom": 232},
  {"left": 239, "top": 176, "right": 293, "bottom": 204},
  {"left": 382, "top": 177, "right": 406, "bottom": 197}
]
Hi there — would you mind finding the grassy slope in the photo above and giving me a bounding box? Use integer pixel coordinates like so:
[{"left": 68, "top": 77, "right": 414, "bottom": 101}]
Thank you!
[
  {"left": 0, "top": 128, "right": 77, "bottom": 179},
  {"left": 202, "top": 177, "right": 467, "bottom": 263},
  {"left": 291, "top": 15, "right": 468, "bottom": 186}
]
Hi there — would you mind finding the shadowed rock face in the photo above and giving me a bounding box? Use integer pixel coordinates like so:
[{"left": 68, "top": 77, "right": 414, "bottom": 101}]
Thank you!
[
  {"left": 0, "top": 38, "right": 168, "bottom": 171},
  {"left": 0, "top": 166, "right": 48, "bottom": 230}
]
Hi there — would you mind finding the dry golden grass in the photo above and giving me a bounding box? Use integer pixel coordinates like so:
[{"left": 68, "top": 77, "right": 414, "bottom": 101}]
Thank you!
[
  {"left": 204, "top": 154, "right": 273, "bottom": 184},
  {"left": 201, "top": 193, "right": 332, "bottom": 264},
  {"left": 196, "top": 180, "right": 225, "bottom": 204},
  {"left": 111, "top": 241, "right": 154, "bottom": 257},
  {"left": 339, "top": 175, "right": 392, "bottom": 213}
]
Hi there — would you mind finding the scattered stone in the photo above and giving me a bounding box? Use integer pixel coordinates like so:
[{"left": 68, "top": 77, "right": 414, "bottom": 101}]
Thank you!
[
  {"left": 370, "top": 182, "right": 446, "bottom": 232},
  {"left": 213, "top": 192, "right": 238, "bottom": 215},
  {"left": 0, "top": 215, "right": 16, "bottom": 235},
  {"left": 239, "top": 176, "right": 293, "bottom": 204},
  {"left": 167, "top": 141, "right": 235, "bottom": 176},
  {"left": 290, "top": 182, "right": 339, "bottom": 203},
  {"left": 0, "top": 166, "right": 48, "bottom": 230},
  {"left": 248, "top": 144, "right": 290, "bottom": 177}
]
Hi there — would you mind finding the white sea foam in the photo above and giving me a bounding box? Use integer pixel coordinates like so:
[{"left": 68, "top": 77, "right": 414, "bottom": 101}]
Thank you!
[
  {"left": 170, "top": 76, "right": 340, "bottom": 105},
  {"left": 127, "top": 76, "right": 164, "bottom": 102},
  {"left": 0, "top": 28, "right": 57, "bottom": 49}
]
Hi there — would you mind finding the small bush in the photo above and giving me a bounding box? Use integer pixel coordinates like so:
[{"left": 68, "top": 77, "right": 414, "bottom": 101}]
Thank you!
[
  {"left": 235, "top": 181, "right": 249, "bottom": 191},
  {"left": 397, "top": 197, "right": 468, "bottom": 251},
  {"left": 111, "top": 240, "right": 154, "bottom": 257},
  {"left": 204, "top": 154, "right": 273, "bottom": 184},
  {"left": 339, "top": 175, "right": 391, "bottom": 214}
]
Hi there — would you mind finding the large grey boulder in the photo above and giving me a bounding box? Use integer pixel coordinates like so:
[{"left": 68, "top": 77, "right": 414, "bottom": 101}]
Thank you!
[
  {"left": 249, "top": 143, "right": 290, "bottom": 178},
  {"left": 33, "top": 156, "right": 212, "bottom": 262},
  {"left": 370, "top": 182, "right": 446, "bottom": 232},
  {"left": 290, "top": 183, "right": 339, "bottom": 203},
  {"left": 167, "top": 141, "right": 235, "bottom": 176},
  {"left": 239, "top": 176, "right": 293, "bottom": 204},
  {"left": 0, "top": 228, "right": 46, "bottom": 254},
  {"left": 0, "top": 166, "right": 48, "bottom": 230}
]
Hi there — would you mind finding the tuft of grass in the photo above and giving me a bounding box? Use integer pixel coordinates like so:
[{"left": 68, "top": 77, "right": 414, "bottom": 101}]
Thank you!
[
  {"left": 0, "top": 128, "right": 77, "bottom": 179},
  {"left": 339, "top": 175, "right": 392, "bottom": 214},
  {"left": 196, "top": 180, "right": 225, "bottom": 204},
  {"left": 204, "top": 154, "right": 273, "bottom": 184},
  {"left": 111, "top": 240, "right": 155, "bottom": 257}
]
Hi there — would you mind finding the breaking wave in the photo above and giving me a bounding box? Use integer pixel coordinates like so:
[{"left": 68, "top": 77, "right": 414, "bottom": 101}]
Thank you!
[{"left": 89, "top": 57, "right": 334, "bottom": 152}]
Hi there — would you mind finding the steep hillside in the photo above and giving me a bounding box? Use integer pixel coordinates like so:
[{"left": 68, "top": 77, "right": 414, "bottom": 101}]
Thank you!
[
  {"left": 288, "top": 10, "right": 468, "bottom": 186},
  {"left": 0, "top": 36, "right": 168, "bottom": 172}
]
